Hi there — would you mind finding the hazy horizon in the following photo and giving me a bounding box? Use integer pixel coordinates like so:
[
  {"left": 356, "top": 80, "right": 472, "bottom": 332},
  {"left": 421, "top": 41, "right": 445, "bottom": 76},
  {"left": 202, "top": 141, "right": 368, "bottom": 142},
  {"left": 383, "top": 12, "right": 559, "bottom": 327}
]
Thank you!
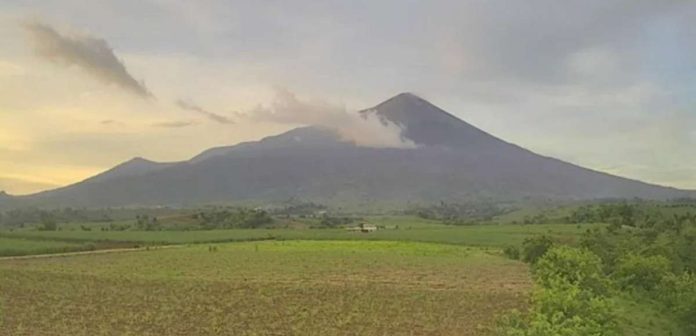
[{"left": 1, "top": 0, "right": 695, "bottom": 194}]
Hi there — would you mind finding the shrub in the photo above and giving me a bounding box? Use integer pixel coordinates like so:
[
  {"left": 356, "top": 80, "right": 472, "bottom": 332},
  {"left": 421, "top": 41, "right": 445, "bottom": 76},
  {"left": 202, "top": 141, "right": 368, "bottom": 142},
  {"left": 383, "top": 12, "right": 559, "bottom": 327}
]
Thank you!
[
  {"left": 498, "top": 246, "right": 618, "bottom": 336},
  {"left": 530, "top": 281, "right": 618, "bottom": 336},
  {"left": 658, "top": 272, "right": 696, "bottom": 333},
  {"left": 521, "top": 235, "right": 554, "bottom": 264},
  {"left": 497, "top": 281, "right": 618, "bottom": 336},
  {"left": 614, "top": 254, "right": 671, "bottom": 292},
  {"left": 503, "top": 245, "right": 520, "bottom": 260},
  {"left": 534, "top": 246, "right": 609, "bottom": 296}
]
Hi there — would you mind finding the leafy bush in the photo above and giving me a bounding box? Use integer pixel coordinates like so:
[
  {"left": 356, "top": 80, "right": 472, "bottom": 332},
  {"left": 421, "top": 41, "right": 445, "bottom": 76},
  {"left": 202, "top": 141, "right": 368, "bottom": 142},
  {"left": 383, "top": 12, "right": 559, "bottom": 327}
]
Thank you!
[
  {"left": 503, "top": 245, "right": 520, "bottom": 260},
  {"left": 498, "top": 246, "right": 618, "bottom": 336},
  {"left": 614, "top": 254, "right": 671, "bottom": 291},
  {"left": 498, "top": 281, "right": 617, "bottom": 336},
  {"left": 530, "top": 281, "right": 617, "bottom": 336},
  {"left": 533, "top": 246, "right": 609, "bottom": 296},
  {"left": 521, "top": 235, "right": 554, "bottom": 264},
  {"left": 507, "top": 204, "right": 696, "bottom": 334},
  {"left": 658, "top": 272, "right": 696, "bottom": 333}
]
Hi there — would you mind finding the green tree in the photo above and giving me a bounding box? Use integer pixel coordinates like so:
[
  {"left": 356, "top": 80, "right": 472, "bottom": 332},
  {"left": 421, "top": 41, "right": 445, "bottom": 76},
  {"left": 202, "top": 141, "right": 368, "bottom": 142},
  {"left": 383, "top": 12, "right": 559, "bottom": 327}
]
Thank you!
[
  {"left": 659, "top": 272, "right": 696, "bottom": 333},
  {"left": 614, "top": 254, "right": 671, "bottom": 291},
  {"left": 38, "top": 212, "right": 57, "bottom": 231},
  {"left": 521, "top": 235, "right": 554, "bottom": 264},
  {"left": 534, "top": 246, "right": 609, "bottom": 296}
]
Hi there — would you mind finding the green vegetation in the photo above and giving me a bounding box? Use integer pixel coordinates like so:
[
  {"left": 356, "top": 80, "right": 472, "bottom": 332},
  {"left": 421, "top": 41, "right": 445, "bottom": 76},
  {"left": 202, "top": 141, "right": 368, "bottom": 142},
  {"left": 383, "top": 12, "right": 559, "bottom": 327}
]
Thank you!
[
  {"left": 498, "top": 202, "right": 696, "bottom": 335},
  {"left": 0, "top": 241, "right": 531, "bottom": 335},
  {"left": 499, "top": 246, "right": 617, "bottom": 335},
  {"left": 0, "top": 237, "right": 94, "bottom": 257},
  {"left": 408, "top": 201, "right": 514, "bottom": 224},
  {"left": 2, "top": 200, "right": 693, "bottom": 334},
  {"left": 614, "top": 296, "right": 686, "bottom": 336},
  {"left": 0, "top": 222, "right": 598, "bottom": 252},
  {"left": 0, "top": 207, "right": 186, "bottom": 229}
]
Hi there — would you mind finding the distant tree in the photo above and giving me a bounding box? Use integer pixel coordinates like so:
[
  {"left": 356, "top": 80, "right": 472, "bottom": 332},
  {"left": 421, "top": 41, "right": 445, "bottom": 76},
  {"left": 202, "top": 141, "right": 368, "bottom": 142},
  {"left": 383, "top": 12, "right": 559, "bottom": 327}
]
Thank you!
[{"left": 38, "top": 212, "right": 57, "bottom": 231}]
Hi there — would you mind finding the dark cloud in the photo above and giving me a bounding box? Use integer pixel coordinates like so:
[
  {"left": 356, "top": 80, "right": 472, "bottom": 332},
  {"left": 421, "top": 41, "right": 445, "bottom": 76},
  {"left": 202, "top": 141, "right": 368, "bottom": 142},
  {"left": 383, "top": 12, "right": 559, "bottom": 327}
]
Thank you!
[
  {"left": 176, "top": 99, "right": 234, "bottom": 124},
  {"left": 151, "top": 120, "right": 197, "bottom": 128},
  {"left": 23, "top": 20, "right": 151, "bottom": 98}
]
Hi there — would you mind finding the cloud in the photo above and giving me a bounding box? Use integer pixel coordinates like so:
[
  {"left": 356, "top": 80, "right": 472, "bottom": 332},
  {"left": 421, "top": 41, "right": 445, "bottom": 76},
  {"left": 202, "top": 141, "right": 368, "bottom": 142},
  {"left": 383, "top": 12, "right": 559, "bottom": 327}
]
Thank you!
[
  {"left": 100, "top": 119, "right": 122, "bottom": 126},
  {"left": 175, "top": 99, "right": 234, "bottom": 124},
  {"left": 23, "top": 20, "right": 151, "bottom": 98},
  {"left": 151, "top": 120, "right": 197, "bottom": 128},
  {"left": 243, "top": 89, "right": 416, "bottom": 148}
]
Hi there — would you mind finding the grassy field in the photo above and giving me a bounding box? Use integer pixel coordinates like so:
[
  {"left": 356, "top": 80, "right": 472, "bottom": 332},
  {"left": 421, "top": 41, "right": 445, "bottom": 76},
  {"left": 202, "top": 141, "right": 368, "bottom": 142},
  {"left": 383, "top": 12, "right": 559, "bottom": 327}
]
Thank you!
[
  {"left": 0, "top": 240, "right": 531, "bottom": 335},
  {"left": 0, "top": 237, "right": 93, "bottom": 257},
  {"left": 0, "top": 223, "right": 601, "bottom": 254}
]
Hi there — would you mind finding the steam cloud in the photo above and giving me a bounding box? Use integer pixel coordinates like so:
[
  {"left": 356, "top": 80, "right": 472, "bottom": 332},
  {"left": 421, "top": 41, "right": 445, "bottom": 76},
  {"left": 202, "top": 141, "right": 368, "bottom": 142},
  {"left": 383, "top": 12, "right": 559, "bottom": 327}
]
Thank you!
[
  {"left": 23, "top": 21, "right": 151, "bottom": 98},
  {"left": 176, "top": 99, "right": 234, "bottom": 124},
  {"left": 245, "top": 89, "right": 416, "bottom": 148}
]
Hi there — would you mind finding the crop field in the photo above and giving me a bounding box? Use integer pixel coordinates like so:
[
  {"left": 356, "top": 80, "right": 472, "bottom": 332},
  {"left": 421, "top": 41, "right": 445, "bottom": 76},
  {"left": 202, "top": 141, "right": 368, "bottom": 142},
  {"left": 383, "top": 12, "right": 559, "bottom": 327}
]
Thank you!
[
  {"left": 0, "top": 240, "right": 531, "bottom": 335},
  {"left": 0, "top": 223, "right": 601, "bottom": 254},
  {"left": 0, "top": 237, "right": 91, "bottom": 257}
]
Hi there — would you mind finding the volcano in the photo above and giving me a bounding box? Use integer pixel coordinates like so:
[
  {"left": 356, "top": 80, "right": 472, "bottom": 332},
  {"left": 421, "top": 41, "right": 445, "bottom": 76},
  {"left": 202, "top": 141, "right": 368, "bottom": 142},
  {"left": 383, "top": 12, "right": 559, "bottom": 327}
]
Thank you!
[{"left": 4, "top": 93, "right": 692, "bottom": 208}]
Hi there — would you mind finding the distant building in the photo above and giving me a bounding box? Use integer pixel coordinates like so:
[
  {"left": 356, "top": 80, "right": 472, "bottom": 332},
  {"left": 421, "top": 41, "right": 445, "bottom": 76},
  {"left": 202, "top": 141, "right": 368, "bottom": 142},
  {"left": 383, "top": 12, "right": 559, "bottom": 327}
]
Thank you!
[{"left": 347, "top": 222, "right": 377, "bottom": 233}]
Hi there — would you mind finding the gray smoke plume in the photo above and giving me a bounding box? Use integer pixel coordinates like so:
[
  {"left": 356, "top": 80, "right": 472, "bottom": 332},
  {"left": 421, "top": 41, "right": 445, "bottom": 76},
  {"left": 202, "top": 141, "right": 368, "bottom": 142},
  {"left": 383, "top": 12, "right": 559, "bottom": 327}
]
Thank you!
[
  {"left": 176, "top": 99, "right": 234, "bottom": 124},
  {"left": 23, "top": 20, "right": 151, "bottom": 98}
]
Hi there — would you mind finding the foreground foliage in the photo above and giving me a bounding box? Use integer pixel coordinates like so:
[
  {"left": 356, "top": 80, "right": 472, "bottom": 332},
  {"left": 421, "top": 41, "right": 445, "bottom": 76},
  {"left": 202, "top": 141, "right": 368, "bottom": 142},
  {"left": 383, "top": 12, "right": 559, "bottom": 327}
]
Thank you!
[
  {"left": 501, "top": 205, "right": 696, "bottom": 335},
  {"left": 498, "top": 246, "right": 618, "bottom": 336}
]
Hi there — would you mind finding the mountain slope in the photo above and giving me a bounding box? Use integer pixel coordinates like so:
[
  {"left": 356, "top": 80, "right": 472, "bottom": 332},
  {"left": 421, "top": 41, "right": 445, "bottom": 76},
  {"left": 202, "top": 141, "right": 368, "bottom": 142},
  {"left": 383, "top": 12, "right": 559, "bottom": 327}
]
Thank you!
[{"left": 5, "top": 93, "right": 693, "bottom": 207}]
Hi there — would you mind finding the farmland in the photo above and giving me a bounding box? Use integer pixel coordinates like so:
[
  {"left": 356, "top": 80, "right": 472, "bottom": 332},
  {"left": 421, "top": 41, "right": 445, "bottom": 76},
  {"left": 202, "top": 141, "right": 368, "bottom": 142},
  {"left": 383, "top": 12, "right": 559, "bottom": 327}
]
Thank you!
[
  {"left": 0, "top": 204, "right": 690, "bottom": 335},
  {"left": 0, "top": 237, "right": 92, "bottom": 257},
  {"left": 0, "top": 222, "right": 601, "bottom": 255},
  {"left": 0, "top": 240, "right": 531, "bottom": 335}
]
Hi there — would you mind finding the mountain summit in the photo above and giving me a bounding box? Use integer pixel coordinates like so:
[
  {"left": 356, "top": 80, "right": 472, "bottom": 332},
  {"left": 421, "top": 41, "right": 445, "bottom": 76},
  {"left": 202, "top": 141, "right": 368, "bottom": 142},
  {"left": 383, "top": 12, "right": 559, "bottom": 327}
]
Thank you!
[
  {"left": 5, "top": 93, "right": 693, "bottom": 208},
  {"left": 363, "top": 93, "right": 503, "bottom": 148}
]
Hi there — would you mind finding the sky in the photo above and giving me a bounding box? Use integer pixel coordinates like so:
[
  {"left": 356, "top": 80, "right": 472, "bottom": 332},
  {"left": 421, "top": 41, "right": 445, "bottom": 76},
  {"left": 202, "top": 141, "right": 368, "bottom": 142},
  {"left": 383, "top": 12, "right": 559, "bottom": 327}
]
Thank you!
[{"left": 0, "top": 0, "right": 694, "bottom": 194}]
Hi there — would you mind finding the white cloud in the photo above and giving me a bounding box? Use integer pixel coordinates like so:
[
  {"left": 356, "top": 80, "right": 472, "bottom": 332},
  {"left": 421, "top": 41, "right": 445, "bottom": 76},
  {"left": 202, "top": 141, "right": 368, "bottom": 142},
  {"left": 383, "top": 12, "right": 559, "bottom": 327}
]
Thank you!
[{"left": 243, "top": 89, "right": 416, "bottom": 148}]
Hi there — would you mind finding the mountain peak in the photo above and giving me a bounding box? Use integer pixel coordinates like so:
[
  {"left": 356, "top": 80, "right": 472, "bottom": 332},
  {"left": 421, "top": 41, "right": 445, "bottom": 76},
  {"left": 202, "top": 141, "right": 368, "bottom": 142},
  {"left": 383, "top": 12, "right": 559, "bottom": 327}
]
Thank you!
[
  {"left": 80, "top": 157, "right": 174, "bottom": 185},
  {"left": 364, "top": 92, "right": 504, "bottom": 148},
  {"left": 391, "top": 92, "right": 423, "bottom": 101},
  {"left": 124, "top": 157, "right": 154, "bottom": 165},
  {"left": 376, "top": 92, "right": 432, "bottom": 111}
]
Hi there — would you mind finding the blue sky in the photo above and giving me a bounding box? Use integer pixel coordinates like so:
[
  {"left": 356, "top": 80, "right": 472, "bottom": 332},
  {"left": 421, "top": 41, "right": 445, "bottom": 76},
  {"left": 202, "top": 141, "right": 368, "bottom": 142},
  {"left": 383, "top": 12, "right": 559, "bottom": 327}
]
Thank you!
[{"left": 0, "top": 0, "right": 694, "bottom": 193}]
